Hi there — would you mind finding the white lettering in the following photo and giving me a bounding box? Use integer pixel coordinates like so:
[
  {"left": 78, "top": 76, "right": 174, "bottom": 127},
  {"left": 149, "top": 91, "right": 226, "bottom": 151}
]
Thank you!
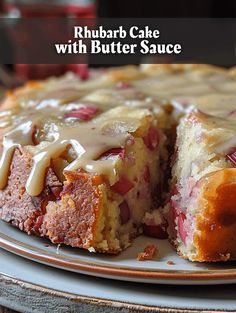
[
  {"left": 91, "top": 40, "right": 101, "bottom": 53},
  {"left": 140, "top": 40, "right": 182, "bottom": 54},
  {"left": 55, "top": 40, "right": 87, "bottom": 54},
  {"left": 173, "top": 44, "right": 182, "bottom": 54},
  {"left": 129, "top": 26, "right": 160, "bottom": 39},
  {"left": 74, "top": 26, "right": 83, "bottom": 38},
  {"left": 130, "top": 26, "right": 139, "bottom": 38},
  {"left": 140, "top": 40, "right": 150, "bottom": 53},
  {"left": 73, "top": 26, "right": 127, "bottom": 39},
  {"left": 55, "top": 43, "right": 68, "bottom": 54}
]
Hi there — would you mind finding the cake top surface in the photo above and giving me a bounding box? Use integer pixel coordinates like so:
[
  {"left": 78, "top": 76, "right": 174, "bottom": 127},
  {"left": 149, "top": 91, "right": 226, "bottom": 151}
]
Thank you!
[
  {"left": 0, "top": 76, "right": 155, "bottom": 196},
  {"left": 1, "top": 64, "right": 236, "bottom": 196},
  {"left": 3, "top": 64, "right": 236, "bottom": 118}
]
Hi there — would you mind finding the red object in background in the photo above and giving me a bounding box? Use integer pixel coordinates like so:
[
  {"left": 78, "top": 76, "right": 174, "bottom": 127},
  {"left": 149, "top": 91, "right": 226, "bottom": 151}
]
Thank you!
[
  {"left": 15, "top": 64, "right": 66, "bottom": 80},
  {"left": 5, "top": 0, "right": 96, "bottom": 18},
  {"left": 15, "top": 64, "right": 89, "bottom": 80},
  {"left": 67, "top": 64, "right": 89, "bottom": 80},
  {"left": 5, "top": 1, "right": 95, "bottom": 80}
]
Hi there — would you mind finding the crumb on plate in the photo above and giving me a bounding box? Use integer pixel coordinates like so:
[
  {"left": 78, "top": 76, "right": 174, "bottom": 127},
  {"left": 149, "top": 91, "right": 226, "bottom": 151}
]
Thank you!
[{"left": 137, "top": 244, "right": 157, "bottom": 261}]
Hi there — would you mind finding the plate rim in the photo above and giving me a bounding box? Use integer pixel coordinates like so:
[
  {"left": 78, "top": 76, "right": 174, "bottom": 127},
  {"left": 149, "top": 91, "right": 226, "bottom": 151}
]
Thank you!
[
  {"left": 1, "top": 273, "right": 233, "bottom": 313},
  {"left": 1, "top": 227, "right": 236, "bottom": 282}
]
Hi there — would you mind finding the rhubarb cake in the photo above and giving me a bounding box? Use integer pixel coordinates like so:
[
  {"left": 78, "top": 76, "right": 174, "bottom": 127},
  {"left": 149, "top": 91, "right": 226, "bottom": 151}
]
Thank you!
[
  {"left": 143, "top": 65, "right": 236, "bottom": 262},
  {"left": 0, "top": 68, "right": 168, "bottom": 253},
  {"left": 1, "top": 64, "right": 236, "bottom": 261},
  {"left": 169, "top": 111, "right": 236, "bottom": 261},
  {"left": 139, "top": 64, "right": 236, "bottom": 261}
]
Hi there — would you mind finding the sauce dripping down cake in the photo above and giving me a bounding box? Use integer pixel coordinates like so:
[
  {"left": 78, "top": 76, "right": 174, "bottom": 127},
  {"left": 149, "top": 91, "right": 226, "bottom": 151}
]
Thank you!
[{"left": 1, "top": 64, "right": 236, "bottom": 261}]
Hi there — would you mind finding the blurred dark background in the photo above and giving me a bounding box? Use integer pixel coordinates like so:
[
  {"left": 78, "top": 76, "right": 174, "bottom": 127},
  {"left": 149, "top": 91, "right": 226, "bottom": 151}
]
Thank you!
[
  {"left": 98, "top": 0, "right": 236, "bottom": 17},
  {"left": 0, "top": 0, "right": 236, "bottom": 85},
  {"left": 1, "top": 1, "right": 236, "bottom": 21}
]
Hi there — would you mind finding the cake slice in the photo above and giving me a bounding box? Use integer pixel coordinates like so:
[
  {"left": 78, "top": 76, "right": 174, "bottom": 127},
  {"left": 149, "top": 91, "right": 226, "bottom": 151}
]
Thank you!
[
  {"left": 169, "top": 110, "right": 236, "bottom": 261},
  {"left": 0, "top": 73, "right": 167, "bottom": 253}
]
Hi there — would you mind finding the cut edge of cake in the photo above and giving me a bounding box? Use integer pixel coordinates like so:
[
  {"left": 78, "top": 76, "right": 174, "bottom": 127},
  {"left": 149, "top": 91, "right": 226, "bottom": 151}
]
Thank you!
[{"left": 169, "top": 110, "right": 236, "bottom": 261}]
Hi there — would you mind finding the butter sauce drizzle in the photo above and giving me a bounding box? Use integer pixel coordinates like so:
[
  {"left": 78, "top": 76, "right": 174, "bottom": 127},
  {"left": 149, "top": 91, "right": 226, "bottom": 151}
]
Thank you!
[{"left": 0, "top": 111, "right": 128, "bottom": 196}]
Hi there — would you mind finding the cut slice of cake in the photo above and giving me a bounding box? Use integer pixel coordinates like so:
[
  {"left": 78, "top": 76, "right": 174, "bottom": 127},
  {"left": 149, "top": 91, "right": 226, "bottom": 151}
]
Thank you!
[
  {"left": 0, "top": 72, "right": 168, "bottom": 253},
  {"left": 169, "top": 110, "right": 236, "bottom": 261}
]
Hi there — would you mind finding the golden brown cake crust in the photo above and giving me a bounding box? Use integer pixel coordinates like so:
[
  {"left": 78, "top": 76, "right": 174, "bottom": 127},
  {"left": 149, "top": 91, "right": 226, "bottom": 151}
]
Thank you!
[
  {"left": 0, "top": 68, "right": 165, "bottom": 253},
  {"left": 0, "top": 147, "right": 103, "bottom": 250},
  {"left": 42, "top": 171, "right": 105, "bottom": 250},
  {"left": 2, "top": 64, "right": 236, "bottom": 260},
  {"left": 194, "top": 169, "right": 236, "bottom": 262},
  {"left": 0, "top": 148, "right": 61, "bottom": 233}
]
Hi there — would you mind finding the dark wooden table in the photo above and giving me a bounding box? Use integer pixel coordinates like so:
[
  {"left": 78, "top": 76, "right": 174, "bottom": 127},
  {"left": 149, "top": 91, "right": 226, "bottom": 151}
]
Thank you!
[{"left": 0, "top": 307, "right": 17, "bottom": 313}]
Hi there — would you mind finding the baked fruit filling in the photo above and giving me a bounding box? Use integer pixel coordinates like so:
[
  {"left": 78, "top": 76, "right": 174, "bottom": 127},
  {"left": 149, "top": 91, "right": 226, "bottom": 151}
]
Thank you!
[
  {"left": 42, "top": 123, "right": 164, "bottom": 253},
  {"left": 0, "top": 77, "right": 168, "bottom": 253},
  {"left": 169, "top": 111, "right": 236, "bottom": 261},
  {"left": 1, "top": 64, "right": 236, "bottom": 262}
]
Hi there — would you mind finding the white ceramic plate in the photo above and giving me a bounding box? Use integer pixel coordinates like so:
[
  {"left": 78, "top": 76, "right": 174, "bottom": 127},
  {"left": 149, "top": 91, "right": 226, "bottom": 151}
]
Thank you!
[
  {"left": 1, "top": 220, "right": 236, "bottom": 285},
  {"left": 2, "top": 248, "right": 236, "bottom": 312}
]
